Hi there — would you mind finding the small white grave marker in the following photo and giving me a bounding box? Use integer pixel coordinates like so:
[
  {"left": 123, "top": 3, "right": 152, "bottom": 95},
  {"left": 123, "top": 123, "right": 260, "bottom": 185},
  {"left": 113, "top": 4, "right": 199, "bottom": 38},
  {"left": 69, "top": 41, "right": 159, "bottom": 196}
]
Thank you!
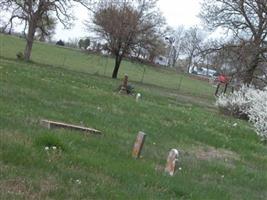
[
  {"left": 132, "top": 132, "right": 146, "bottom": 158},
  {"left": 136, "top": 93, "right": 141, "bottom": 102},
  {"left": 165, "top": 149, "right": 179, "bottom": 176}
]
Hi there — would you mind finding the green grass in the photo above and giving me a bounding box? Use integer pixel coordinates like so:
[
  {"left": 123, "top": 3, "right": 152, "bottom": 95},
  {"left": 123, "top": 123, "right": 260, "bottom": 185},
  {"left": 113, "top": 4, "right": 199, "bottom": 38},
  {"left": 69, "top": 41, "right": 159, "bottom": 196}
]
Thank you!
[
  {"left": 0, "top": 35, "right": 267, "bottom": 199},
  {"left": 0, "top": 34, "right": 214, "bottom": 99}
]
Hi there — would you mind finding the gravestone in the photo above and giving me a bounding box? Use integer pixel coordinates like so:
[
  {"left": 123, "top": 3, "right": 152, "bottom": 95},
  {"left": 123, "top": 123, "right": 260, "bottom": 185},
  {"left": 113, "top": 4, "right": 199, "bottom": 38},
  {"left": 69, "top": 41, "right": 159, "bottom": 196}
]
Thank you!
[
  {"left": 119, "top": 74, "right": 128, "bottom": 94},
  {"left": 132, "top": 132, "right": 146, "bottom": 158},
  {"left": 165, "top": 149, "right": 179, "bottom": 176},
  {"left": 136, "top": 93, "right": 141, "bottom": 102}
]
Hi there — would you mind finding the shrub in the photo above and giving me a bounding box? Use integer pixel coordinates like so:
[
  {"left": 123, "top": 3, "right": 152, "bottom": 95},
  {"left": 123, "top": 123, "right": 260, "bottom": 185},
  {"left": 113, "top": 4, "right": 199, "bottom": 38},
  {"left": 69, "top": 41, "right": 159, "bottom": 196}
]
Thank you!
[
  {"left": 118, "top": 84, "right": 135, "bottom": 95},
  {"left": 56, "top": 40, "right": 65, "bottom": 46},
  {"left": 216, "top": 85, "right": 267, "bottom": 141},
  {"left": 126, "top": 84, "right": 135, "bottom": 94},
  {"left": 16, "top": 51, "right": 24, "bottom": 60},
  {"left": 216, "top": 85, "right": 251, "bottom": 119},
  {"left": 79, "top": 38, "right": 90, "bottom": 50},
  {"left": 246, "top": 87, "right": 267, "bottom": 141}
]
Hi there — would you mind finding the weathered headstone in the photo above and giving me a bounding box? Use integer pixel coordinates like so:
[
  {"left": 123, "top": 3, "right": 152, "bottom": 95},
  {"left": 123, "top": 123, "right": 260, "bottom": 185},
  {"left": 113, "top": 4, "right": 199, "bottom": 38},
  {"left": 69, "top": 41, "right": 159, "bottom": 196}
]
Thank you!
[
  {"left": 119, "top": 74, "right": 128, "bottom": 94},
  {"left": 132, "top": 132, "right": 146, "bottom": 158},
  {"left": 165, "top": 149, "right": 179, "bottom": 176}
]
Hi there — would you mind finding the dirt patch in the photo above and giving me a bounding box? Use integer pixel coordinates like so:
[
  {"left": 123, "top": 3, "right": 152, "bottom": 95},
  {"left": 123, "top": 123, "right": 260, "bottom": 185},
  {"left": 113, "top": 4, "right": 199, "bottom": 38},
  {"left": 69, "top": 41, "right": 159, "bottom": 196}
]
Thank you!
[
  {"left": 0, "top": 177, "right": 58, "bottom": 199},
  {"left": 154, "top": 164, "right": 165, "bottom": 173},
  {"left": 0, "top": 130, "right": 32, "bottom": 146},
  {"left": 191, "top": 145, "right": 240, "bottom": 162},
  {"left": 0, "top": 178, "right": 29, "bottom": 196}
]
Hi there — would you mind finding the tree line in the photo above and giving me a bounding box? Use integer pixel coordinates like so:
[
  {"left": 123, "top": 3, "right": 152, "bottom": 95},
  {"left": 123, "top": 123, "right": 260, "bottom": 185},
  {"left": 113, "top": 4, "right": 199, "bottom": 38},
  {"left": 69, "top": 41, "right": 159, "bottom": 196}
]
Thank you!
[{"left": 0, "top": 0, "right": 266, "bottom": 86}]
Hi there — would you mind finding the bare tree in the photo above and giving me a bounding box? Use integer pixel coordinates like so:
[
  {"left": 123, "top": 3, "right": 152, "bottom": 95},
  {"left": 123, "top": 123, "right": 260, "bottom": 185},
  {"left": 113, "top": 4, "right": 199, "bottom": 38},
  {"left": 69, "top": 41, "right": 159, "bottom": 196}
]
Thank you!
[
  {"left": 164, "top": 26, "right": 185, "bottom": 67},
  {"left": 146, "top": 36, "right": 166, "bottom": 63},
  {"left": 200, "top": 0, "right": 267, "bottom": 84},
  {"left": 180, "top": 26, "right": 204, "bottom": 73},
  {"left": 87, "top": 0, "right": 165, "bottom": 79},
  {"left": 133, "top": 27, "right": 167, "bottom": 63},
  {"left": 0, "top": 0, "right": 90, "bottom": 61}
]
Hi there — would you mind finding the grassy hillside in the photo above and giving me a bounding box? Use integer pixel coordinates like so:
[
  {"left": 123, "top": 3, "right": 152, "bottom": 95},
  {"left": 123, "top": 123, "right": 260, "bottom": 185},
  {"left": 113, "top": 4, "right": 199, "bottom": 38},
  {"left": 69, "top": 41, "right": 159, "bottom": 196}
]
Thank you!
[
  {"left": 0, "top": 34, "right": 214, "bottom": 99},
  {"left": 0, "top": 35, "right": 267, "bottom": 199}
]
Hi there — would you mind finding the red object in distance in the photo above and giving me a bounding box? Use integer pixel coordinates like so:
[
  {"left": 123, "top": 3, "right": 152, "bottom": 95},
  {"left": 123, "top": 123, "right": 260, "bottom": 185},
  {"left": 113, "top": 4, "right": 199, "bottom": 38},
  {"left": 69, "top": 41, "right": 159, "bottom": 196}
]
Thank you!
[{"left": 218, "top": 74, "right": 229, "bottom": 84}]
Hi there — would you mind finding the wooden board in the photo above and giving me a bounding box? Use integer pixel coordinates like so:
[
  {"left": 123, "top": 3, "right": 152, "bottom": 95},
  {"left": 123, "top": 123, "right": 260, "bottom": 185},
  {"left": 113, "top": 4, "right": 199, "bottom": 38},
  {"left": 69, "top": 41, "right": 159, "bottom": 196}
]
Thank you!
[{"left": 40, "top": 119, "right": 102, "bottom": 135}]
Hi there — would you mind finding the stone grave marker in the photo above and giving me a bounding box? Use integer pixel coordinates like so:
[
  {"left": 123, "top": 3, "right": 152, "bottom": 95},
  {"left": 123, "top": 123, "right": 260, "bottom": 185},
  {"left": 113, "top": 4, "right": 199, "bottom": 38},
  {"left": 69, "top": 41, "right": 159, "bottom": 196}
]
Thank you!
[
  {"left": 136, "top": 93, "right": 141, "bottom": 102},
  {"left": 119, "top": 74, "right": 128, "bottom": 94},
  {"left": 132, "top": 132, "right": 146, "bottom": 158},
  {"left": 165, "top": 149, "right": 179, "bottom": 176}
]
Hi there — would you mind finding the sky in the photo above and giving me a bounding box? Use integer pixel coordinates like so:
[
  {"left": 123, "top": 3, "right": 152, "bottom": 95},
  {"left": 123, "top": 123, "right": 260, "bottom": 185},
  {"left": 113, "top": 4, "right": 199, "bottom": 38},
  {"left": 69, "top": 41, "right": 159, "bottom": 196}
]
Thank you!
[
  {"left": 157, "top": 0, "right": 201, "bottom": 28},
  {"left": 54, "top": 0, "right": 202, "bottom": 41}
]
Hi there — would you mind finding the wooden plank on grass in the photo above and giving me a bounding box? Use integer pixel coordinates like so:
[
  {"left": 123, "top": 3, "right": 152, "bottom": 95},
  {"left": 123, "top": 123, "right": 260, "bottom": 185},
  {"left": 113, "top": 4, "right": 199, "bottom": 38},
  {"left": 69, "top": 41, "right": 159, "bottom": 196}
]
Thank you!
[{"left": 40, "top": 119, "right": 102, "bottom": 135}]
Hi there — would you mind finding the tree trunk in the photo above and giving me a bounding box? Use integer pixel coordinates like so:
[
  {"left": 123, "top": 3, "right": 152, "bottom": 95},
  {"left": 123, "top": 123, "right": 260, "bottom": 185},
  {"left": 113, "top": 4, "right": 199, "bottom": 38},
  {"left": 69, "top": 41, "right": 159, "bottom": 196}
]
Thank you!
[
  {"left": 172, "top": 48, "right": 177, "bottom": 67},
  {"left": 243, "top": 65, "right": 257, "bottom": 85},
  {"left": 112, "top": 54, "right": 122, "bottom": 79},
  {"left": 243, "top": 54, "right": 260, "bottom": 85},
  {"left": 24, "top": 21, "right": 37, "bottom": 61},
  {"left": 187, "top": 56, "right": 193, "bottom": 73}
]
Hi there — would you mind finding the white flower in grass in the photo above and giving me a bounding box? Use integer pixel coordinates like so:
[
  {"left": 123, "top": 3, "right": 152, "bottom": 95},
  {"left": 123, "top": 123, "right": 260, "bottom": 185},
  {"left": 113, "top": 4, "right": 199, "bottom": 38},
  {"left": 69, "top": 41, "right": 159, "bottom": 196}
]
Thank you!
[
  {"left": 76, "top": 179, "right": 82, "bottom": 184},
  {"left": 178, "top": 167, "right": 182, "bottom": 171},
  {"left": 233, "top": 123, "right": 238, "bottom": 127},
  {"left": 52, "top": 146, "right": 57, "bottom": 150},
  {"left": 136, "top": 93, "right": 141, "bottom": 102},
  {"left": 44, "top": 146, "right": 49, "bottom": 151}
]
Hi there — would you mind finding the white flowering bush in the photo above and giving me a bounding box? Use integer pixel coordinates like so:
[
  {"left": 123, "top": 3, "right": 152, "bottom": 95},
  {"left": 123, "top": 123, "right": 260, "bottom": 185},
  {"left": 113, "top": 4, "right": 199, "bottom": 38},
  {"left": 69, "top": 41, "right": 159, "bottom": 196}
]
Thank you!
[
  {"left": 216, "top": 85, "right": 267, "bottom": 141},
  {"left": 216, "top": 85, "right": 251, "bottom": 119},
  {"left": 246, "top": 87, "right": 267, "bottom": 141}
]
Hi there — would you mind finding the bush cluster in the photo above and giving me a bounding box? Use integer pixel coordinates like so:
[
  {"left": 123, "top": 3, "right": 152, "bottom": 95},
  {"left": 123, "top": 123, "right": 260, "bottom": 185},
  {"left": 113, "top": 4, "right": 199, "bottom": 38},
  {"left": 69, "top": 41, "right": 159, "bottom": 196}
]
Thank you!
[
  {"left": 216, "top": 85, "right": 267, "bottom": 141},
  {"left": 16, "top": 52, "right": 24, "bottom": 59},
  {"left": 118, "top": 84, "right": 135, "bottom": 95}
]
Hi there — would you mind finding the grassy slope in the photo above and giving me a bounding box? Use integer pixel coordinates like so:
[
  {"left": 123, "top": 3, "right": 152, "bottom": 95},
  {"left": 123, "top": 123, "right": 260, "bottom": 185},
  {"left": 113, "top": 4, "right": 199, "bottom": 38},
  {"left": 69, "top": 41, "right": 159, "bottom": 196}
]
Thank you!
[
  {"left": 0, "top": 35, "right": 267, "bottom": 199},
  {"left": 0, "top": 34, "right": 214, "bottom": 99}
]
